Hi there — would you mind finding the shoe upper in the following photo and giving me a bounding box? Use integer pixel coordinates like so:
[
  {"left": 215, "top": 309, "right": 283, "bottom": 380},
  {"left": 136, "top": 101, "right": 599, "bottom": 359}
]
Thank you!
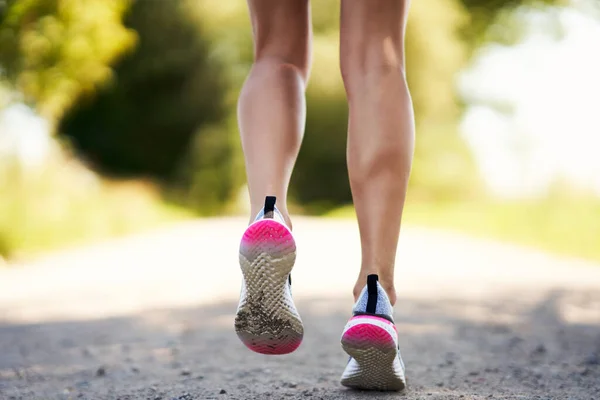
[
  {"left": 253, "top": 195, "right": 287, "bottom": 227},
  {"left": 352, "top": 274, "right": 394, "bottom": 322}
]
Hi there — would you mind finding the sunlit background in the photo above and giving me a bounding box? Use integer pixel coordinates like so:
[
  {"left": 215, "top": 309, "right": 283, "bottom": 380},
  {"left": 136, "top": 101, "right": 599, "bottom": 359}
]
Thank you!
[{"left": 0, "top": 0, "right": 599, "bottom": 262}]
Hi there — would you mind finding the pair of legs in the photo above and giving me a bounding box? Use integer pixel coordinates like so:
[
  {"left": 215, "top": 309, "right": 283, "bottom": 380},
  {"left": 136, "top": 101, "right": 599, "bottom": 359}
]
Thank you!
[{"left": 238, "top": 0, "right": 414, "bottom": 305}]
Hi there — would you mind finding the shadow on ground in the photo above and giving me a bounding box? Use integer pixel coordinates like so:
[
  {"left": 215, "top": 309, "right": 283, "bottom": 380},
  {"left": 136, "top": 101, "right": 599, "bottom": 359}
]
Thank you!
[{"left": 1, "top": 290, "right": 599, "bottom": 400}]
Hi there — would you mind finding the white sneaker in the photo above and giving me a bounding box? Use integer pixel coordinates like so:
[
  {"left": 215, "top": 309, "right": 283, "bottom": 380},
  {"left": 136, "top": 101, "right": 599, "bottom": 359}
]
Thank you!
[
  {"left": 234, "top": 196, "right": 303, "bottom": 355},
  {"left": 340, "top": 274, "right": 406, "bottom": 391}
]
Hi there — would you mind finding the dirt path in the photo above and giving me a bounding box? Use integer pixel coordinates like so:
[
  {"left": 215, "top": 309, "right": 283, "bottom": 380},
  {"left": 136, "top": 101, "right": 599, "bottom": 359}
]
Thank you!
[{"left": 1, "top": 217, "right": 599, "bottom": 399}]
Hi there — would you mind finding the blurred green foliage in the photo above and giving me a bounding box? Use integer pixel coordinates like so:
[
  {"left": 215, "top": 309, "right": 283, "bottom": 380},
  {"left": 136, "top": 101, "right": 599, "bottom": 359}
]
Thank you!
[
  {"left": 58, "top": 0, "right": 243, "bottom": 214},
  {"left": 4, "top": 0, "right": 566, "bottom": 215},
  {"left": 458, "top": 0, "right": 566, "bottom": 47},
  {"left": 60, "top": 0, "right": 227, "bottom": 176},
  {"left": 0, "top": 153, "right": 190, "bottom": 259},
  {"left": 0, "top": 0, "right": 136, "bottom": 122},
  {"left": 0, "top": 0, "right": 575, "bottom": 248}
]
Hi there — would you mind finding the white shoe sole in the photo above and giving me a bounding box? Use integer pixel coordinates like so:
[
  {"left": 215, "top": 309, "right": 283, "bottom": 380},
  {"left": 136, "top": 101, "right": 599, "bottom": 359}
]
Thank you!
[
  {"left": 340, "top": 316, "right": 406, "bottom": 391},
  {"left": 235, "top": 219, "right": 303, "bottom": 355}
]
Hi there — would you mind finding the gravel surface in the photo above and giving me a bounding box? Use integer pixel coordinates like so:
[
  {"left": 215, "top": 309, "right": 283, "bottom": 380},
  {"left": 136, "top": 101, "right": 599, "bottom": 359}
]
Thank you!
[{"left": 1, "top": 218, "right": 599, "bottom": 399}]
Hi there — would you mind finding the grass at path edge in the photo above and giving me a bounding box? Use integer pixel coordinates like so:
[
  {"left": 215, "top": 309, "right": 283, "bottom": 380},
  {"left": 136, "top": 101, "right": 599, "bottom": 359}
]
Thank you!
[{"left": 325, "top": 199, "right": 600, "bottom": 263}]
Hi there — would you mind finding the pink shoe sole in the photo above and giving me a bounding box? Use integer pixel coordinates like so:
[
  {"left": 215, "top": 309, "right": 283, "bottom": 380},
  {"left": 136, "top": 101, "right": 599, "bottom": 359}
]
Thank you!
[{"left": 342, "top": 316, "right": 397, "bottom": 352}]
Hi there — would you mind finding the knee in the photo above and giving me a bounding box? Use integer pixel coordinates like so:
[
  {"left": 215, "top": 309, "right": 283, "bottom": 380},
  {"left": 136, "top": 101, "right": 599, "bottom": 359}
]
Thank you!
[
  {"left": 253, "top": 55, "right": 310, "bottom": 87},
  {"left": 340, "top": 36, "right": 406, "bottom": 98},
  {"left": 253, "top": 29, "right": 311, "bottom": 85}
]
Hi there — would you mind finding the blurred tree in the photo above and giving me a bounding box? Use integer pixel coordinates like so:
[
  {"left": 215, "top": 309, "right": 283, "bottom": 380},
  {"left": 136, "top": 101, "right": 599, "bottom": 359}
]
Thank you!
[
  {"left": 404, "top": 0, "right": 480, "bottom": 202},
  {"left": 51, "top": 0, "right": 577, "bottom": 213},
  {"left": 0, "top": 80, "right": 10, "bottom": 109},
  {"left": 60, "top": 1, "right": 225, "bottom": 177},
  {"left": 458, "top": 0, "right": 567, "bottom": 48},
  {"left": 59, "top": 0, "right": 238, "bottom": 213},
  {"left": 0, "top": 0, "right": 135, "bottom": 123}
]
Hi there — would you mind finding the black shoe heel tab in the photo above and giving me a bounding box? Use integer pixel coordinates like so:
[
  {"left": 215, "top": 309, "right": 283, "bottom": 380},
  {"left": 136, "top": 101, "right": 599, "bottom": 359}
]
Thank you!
[
  {"left": 264, "top": 196, "right": 276, "bottom": 218},
  {"left": 366, "top": 274, "right": 379, "bottom": 313}
]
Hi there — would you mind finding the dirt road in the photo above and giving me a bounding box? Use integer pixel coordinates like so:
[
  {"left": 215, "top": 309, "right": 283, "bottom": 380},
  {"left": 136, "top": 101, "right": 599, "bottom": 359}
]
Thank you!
[{"left": 1, "top": 217, "right": 599, "bottom": 399}]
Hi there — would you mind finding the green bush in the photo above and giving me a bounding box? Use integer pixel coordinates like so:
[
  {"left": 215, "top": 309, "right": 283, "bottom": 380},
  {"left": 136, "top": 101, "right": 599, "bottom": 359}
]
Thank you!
[
  {"left": 60, "top": 0, "right": 228, "bottom": 178},
  {"left": 0, "top": 0, "right": 135, "bottom": 121}
]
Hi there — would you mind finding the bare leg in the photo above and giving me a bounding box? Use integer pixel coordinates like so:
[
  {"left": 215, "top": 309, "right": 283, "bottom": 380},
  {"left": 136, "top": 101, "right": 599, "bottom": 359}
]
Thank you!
[
  {"left": 340, "top": 0, "right": 415, "bottom": 305},
  {"left": 238, "top": 0, "right": 312, "bottom": 229}
]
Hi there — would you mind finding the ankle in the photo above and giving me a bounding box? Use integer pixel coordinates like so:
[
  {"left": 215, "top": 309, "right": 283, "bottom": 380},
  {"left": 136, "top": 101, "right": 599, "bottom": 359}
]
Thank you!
[
  {"left": 249, "top": 205, "right": 293, "bottom": 230},
  {"left": 353, "top": 272, "right": 396, "bottom": 306},
  {"left": 280, "top": 211, "right": 293, "bottom": 230},
  {"left": 378, "top": 280, "right": 397, "bottom": 306}
]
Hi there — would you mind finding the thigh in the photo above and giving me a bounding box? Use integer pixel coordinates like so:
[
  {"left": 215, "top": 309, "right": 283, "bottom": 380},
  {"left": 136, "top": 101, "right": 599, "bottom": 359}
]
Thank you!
[
  {"left": 339, "top": 0, "right": 410, "bottom": 75},
  {"left": 247, "top": 0, "right": 312, "bottom": 74}
]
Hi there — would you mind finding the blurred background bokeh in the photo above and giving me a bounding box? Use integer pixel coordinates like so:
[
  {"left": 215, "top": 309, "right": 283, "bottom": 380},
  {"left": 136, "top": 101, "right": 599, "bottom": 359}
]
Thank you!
[{"left": 0, "top": 0, "right": 598, "bottom": 263}]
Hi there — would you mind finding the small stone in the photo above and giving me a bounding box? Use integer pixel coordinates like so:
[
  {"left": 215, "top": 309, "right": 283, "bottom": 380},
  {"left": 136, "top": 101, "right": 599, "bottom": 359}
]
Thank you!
[
  {"left": 180, "top": 368, "right": 191, "bottom": 376},
  {"left": 12, "top": 368, "right": 22, "bottom": 380},
  {"left": 96, "top": 366, "right": 106, "bottom": 377},
  {"left": 532, "top": 344, "right": 547, "bottom": 355},
  {"left": 436, "top": 382, "right": 444, "bottom": 387},
  {"left": 219, "top": 389, "right": 227, "bottom": 394},
  {"left": 285, "top": 382, "right": 298, "bottom": 388},
  {"left": 60, "top": 338, "right": 76, "bottom": 348},
  {"left": 468, "top": 371, "right": 479, "bottom": 376},
  {"left": 583, "top": 353, "right": 600, "bottom": 366},
  {"left": 131, "top": 366, "right": 140, "bottom": 373},
  {"left": 491, "top": 324, "right": 511, "bottom": 334},
  {"left": 508, "top": 336, "right": 524, "bottom": 349},
  {"left": 82, "top": 348, "right": 94, "bottom": 358}
]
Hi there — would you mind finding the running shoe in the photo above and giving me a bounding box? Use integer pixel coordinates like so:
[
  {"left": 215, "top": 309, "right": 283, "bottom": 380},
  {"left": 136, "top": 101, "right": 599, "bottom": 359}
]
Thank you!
[
  {"left": 340, "top": 274, "right": 406, "bottom": 391},
  {"left": 234, "top": 196, "right": 303, "bottom": 355}
]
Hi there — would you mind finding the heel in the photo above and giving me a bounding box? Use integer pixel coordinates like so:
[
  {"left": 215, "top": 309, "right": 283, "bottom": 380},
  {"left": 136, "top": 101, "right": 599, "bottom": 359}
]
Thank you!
[{"left": 341, "top": 316, "right": 397, "bottom": 357}]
